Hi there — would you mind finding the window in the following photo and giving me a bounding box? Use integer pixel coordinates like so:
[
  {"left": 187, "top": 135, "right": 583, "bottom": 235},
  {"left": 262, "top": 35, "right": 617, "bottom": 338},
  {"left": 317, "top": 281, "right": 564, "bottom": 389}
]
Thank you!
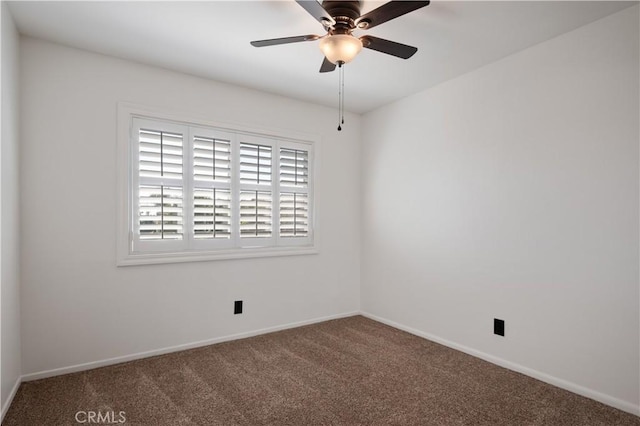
[{"left": 117, "top": 105, "right": 317, "bottom": 265}]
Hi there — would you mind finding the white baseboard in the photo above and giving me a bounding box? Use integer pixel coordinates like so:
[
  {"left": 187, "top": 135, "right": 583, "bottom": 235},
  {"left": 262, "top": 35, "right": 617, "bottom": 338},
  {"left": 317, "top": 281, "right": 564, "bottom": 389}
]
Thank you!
[
  {"left": 22, "top": 311, "right": 359, "bottom": 382},
  {"left": 361, "top": 311, "right": 640, "bottom": 417},
  {"left": 1, "top": 375, "right": 22, "bottom": 423}
]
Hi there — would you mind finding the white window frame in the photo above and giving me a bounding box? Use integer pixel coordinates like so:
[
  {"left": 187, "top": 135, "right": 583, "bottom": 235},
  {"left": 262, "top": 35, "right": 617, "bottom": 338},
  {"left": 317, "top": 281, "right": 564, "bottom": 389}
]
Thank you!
[{"left": 116, "top": 103, "right": 319, "bottom": 266}]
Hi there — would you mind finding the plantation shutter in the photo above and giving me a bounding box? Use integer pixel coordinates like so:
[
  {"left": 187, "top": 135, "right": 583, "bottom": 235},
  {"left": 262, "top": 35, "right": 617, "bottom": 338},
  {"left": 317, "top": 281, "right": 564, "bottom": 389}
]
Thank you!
[
  {"left": 127, "top": 114, "right": 314, "bottom": 259},
  {"left": 239, "top": 139, "right": 274, "bottom": 242},
  {"left": 192, "top": 132, "right": 233, "bottom": 242},
  {"left": 134, "top": 119, "right": 186, "bottom": 249},
  {"left": 279, "top": 146, "right": 310, "bottom": 239},
  {"left": 279, "top": 148, "right": 309, "bottom": 188},
  {"left": 279, "top": 193, "right": 308, "bottom": 237},
  {"left": 139, "top": 185, "right": 184, "bottom": 240},
  {"left": 240, "top": 191, "right": 272, "bottom": 237},
  {"left": 240, "top": 143, "right": 272, "bottom": 185}
]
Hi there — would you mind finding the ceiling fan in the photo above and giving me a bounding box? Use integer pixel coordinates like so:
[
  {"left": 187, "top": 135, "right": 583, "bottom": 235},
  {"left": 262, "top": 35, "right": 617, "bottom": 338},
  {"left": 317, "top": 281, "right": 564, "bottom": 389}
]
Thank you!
[{"left": 250, "top": 0, "right": 430, "bottom": 72}]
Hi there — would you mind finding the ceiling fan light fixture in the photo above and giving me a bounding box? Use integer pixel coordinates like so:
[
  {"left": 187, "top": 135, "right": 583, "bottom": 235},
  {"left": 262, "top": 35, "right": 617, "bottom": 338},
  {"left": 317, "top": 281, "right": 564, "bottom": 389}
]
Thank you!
[{"left": 319, "top": 34, "right": 363, "bottom": 64}]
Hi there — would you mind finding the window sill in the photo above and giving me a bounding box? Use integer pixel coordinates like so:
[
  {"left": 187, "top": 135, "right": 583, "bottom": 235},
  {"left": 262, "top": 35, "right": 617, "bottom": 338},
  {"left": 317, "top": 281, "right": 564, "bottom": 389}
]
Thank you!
[{"left": 117, "top": 245, "right": 319, "bottom": 266}]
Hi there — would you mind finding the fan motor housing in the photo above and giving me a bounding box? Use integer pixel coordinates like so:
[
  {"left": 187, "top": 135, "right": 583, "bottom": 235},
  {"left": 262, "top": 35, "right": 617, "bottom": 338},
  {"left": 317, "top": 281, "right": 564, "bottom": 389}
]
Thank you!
[{"left": 322, "top": 0, "right": 362, "bottom": 21}]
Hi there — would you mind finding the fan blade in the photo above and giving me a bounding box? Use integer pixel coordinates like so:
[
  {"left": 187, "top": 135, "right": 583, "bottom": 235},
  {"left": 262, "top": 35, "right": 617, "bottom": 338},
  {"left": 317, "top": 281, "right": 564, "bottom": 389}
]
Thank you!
[
  {"left": 319, "top": 57, "right": 336, "bottom": 73},
  {"left": 250, "top": 35, "right": 320, "bottom": 47},
  {"left": 360, "top": 35, "right": 418, "bottom": 59},
  {"left": 355, "top": 1, "right": 429, "bottom": 30},
  {"left": 296, "top": 0, "right": 335, "bottom": 27}
]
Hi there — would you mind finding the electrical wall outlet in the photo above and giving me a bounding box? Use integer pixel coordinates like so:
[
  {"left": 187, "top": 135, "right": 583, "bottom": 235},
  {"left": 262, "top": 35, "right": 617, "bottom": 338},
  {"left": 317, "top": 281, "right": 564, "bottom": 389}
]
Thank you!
[
  {"left": 494, "top": 318, "right": 505, "bottom": 336},
  {"left": 234, "top": 300, "right": 243, "bottom": 315}
]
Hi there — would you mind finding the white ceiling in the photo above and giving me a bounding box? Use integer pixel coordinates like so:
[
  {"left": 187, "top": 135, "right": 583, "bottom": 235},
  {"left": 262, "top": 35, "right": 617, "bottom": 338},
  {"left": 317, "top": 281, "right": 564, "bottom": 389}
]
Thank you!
[{"left": 7, "top": 1, "right": 636, "bottom": 113}]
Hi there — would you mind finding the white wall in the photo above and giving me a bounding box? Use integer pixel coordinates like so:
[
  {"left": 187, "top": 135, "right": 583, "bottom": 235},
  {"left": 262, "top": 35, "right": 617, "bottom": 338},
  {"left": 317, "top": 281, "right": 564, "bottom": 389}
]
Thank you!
[
  {"left": 11, "top": 2, "right": 640, "bottom": 417},
  {"left": 361, "top": 6, "right": 639, "bottom": 413},
  {"left": 1, "top": 2, "right": 22, "bottom": 417},
  {"left": 19, "top": 37, "right": 361, "bottom": 376}
]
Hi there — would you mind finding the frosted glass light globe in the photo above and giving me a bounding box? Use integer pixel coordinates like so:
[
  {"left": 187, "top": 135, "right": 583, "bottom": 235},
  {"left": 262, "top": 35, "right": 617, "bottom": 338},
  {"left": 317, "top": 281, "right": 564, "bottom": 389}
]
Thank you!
[{"left": 319, "top": 34, "right": 363, "bottom": 64}]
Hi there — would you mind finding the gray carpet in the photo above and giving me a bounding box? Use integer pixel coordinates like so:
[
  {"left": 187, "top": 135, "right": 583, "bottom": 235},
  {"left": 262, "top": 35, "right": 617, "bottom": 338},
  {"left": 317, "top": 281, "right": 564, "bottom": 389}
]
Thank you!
[{"left": 3, "top": 316, "right": 639, "bottom": 425}]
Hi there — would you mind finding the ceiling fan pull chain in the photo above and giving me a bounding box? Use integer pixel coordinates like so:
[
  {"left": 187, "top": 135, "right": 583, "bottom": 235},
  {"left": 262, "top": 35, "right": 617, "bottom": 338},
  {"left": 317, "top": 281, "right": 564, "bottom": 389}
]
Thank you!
[
  {"left": 341, "top": 63, "right": 345, "bottom": 126},
  {"left": 337, "top": 61, "right": 344, "bottom": 131}
]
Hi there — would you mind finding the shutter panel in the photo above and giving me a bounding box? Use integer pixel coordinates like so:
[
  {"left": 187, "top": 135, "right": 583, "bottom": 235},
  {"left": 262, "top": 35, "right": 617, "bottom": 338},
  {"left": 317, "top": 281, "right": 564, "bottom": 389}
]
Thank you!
[
  {"left": 279, "top": 148, "right": 308, "bottom": 187},
  {"left": 240, "top": 191, "right": 272, "bottom": 237},
  {"left": 139, "top": 129, "right": 183, "bottom": 179},
  {"left": 279, "top": 193, "right": 309, "bottom": 237},
  {"left": 278, "top": 145, "right": 310, "bottom": 240},
  {"left": 192, "top": 132, "right": 232, "bottom": 243},
  {"left": 240, "top": 143, "right": 272, "bottom": 185},
  {"left": 137, "top": 124, "right": 184, "bottom": 243},
  {"left": 193, "top": 136, "right": 231, "bottom": 182},
  {"left": 193, "top": 188, "right": 231, "bottom": 239},
  {"left": 139, "top": 185, "right": 183, "bottom": 240}
]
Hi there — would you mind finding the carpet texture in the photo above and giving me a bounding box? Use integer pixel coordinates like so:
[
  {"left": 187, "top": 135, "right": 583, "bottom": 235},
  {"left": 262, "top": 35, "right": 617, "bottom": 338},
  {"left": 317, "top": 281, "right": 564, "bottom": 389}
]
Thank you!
[{"left": 3, "top": 316, "right": 639, "bottom": 425}]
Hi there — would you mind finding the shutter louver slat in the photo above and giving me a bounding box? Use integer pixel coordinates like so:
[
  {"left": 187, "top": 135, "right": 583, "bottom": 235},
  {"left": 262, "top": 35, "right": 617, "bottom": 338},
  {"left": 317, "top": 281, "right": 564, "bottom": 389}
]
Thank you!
[
  {"left": 138, "top": 129, "right": 183, "bottom": 179},
  {"left": 240, "top": 191, "right": 272, "bottom": 237},
  {"left": 139, "top": 185, "right": 184, "bottom": 240},
  {"left": 193, "top": 136, "right": 231, "bottom": 183},
  {"left": 279, "top": 192, "right": 309, "bottom": 237},
  {"left": 193, "top": 188, "right": 231, "bottom": 239},
  {"left": 279, "top": 148, "right": 309, "bottom": 188},
  {"left": 240, "top": 143, "right": 272, "bottom": 185}
]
